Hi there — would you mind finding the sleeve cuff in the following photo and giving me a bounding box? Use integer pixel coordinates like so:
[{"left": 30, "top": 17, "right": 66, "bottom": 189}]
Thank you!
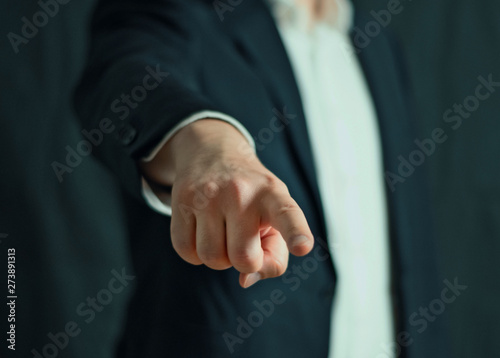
[
  {"left": 141, "top": 177, "right": 173, "bottom": 216},
  {"left": 141, "top": 110, "right": 256, "bottom": 162}
]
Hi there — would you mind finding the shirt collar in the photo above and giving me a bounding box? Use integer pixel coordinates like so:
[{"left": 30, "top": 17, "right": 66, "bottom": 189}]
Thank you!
[{"left": 267, "top": 0, "right": 353, "bottom": 34}]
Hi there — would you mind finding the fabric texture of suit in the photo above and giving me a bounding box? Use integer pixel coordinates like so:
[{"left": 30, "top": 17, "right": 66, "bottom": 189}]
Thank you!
[{"left": 75, "top": 0, "right": 449, "bottom": 356}]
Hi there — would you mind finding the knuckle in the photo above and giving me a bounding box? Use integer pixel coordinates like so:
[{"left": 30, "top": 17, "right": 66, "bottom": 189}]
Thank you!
[
  {"left": 276, "top": 201, "right": 301, "bottom": 216},
  {"left": 231, "top": 248, "right": 260, "bottom": 271},
  {"left": 228, "top": 177, "right": 251, "bottom": 194},
  {"left": 201, "top": 254, "right": 231, "bottom": 270},
  {"left": 171, "top": 238, "right": 192, "bottom": 256},
  {"left": 263, "top": 172, "right": 277, "bottom": 184},
  {"left": 174, "top": 182, "right": 196, "bottom": 199},
  {"left": 189, "top": 190, "right": 213, "bottom": 212},
  {"left": 209, "top": 262, "right": 232, "bottom": 270},
  {"left": 197, "top": 248, "right": 221, "bottom": 265},
  {"left": 201, "top": 181, "right": 220, "bottom": 199},
  {"left": 264, "top": 174, "right": 285, "bottom": 190},
  {"left": 227, "top": 178, "right": 253, "bottom": 206},
  {"left": 184, "top": 255, "right": 203, "bottom": 266},
  {"left": 170, "top": 228, "right": 194, "bottom": 255},
  {"left": 178, "top": 182, "right": 211, "bottom": 205},
  {"left": 170, "top": 224, "right": 183, "bottom": 243},
  {"left": 215, "top": 170, "right": 233, "bottom": 187},
  {"left": 172, "top": 240, "right": 197, "bottom": 262},
  {"left": 274, "top": 258, "right": 288, "bottom": 276},
  {"left": 267, "top": 260, "right": 287, "bottom": 278},
  {"left": 174, "top": 194, "right": 200, "bottom": 216}
]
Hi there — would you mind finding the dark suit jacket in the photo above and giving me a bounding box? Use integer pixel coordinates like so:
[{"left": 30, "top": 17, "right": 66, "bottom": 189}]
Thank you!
[{"left": 75, "top": 0, "right": 449, "bottom": 357}]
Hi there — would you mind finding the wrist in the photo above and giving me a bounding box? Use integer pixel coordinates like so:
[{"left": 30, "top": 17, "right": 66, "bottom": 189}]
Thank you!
[{"left": 140, "top": 119, "right": 255, "bottom": 186}]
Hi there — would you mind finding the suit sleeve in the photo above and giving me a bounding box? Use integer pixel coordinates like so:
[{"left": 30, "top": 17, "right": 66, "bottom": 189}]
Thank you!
[{"left": 73, "top": 0, "right": 220, "bottom": 200}]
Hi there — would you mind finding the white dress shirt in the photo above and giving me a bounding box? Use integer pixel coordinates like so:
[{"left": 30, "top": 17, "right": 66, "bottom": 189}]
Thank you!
[
  {"left": 142, "top": 1, "right": 394, "bottom": 356},
  {"left": 270, "top": 1, "right": 394, "bottom": 357}
]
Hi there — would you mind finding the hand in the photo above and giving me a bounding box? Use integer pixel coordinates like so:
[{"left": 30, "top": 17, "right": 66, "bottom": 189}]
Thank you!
[{"left": 140, "top": 119, "right": 314, "bottom": 288}]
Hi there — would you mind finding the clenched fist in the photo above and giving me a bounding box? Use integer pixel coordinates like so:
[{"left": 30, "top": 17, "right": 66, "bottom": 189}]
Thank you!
[{"left": 140, "top": 119, "right": 314, "bottom": 288}]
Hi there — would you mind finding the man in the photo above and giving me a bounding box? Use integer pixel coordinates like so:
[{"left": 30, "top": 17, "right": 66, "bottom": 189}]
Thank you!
[{"left": 75, "top": 0, "right": 448, "bottom": 356}]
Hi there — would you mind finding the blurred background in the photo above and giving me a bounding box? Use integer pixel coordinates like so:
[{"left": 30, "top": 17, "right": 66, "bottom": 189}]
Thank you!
[{"left": 1, "top": 0, "right": 499, "bottom": 356}]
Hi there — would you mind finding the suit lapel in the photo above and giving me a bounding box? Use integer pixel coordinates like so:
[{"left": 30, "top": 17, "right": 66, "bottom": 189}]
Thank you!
[
  {"left": 353, "top": 15, "right": 412, "bottom": 174},
  {"left": 353, "top": 13, "right": 413, "bottom": 336},
  {"left": 223, "top": 0, "right": 328, "bottom": 238}
]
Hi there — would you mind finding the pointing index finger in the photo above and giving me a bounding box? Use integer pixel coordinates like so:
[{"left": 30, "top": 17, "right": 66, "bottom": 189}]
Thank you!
[{"left": 259, "top": 191, "right": 314, "bottom": 257}]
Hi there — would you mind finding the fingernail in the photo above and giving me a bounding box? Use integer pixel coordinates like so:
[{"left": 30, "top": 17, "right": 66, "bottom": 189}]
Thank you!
[
  {"left": 243, "top": 272, "right": 261, "bottom": 288},
  {"left": 290, "top": 235, "right": 309, "bottom": 249}
]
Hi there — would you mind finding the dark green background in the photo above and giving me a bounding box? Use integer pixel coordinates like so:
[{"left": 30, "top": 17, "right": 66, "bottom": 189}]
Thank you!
[{"left": 1, "top": 0, "right": 499, "bottom": 356}]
